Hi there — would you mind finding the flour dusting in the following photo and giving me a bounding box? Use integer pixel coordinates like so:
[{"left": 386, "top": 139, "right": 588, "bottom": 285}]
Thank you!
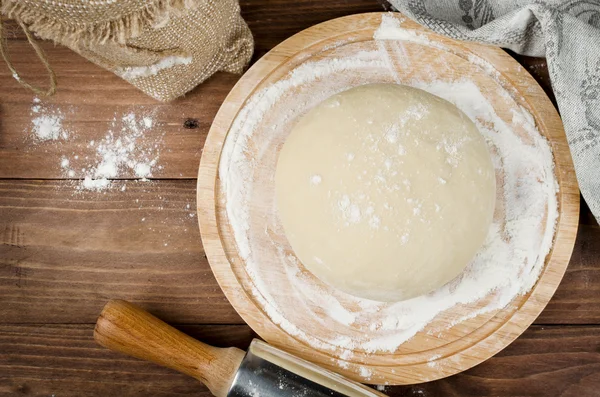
[
  {"left": 26, "top": 98, "right": 163, "bottom": 191},
  {"left": 63, "top": 112, "right": 162, "bottom": 190},
  {"left": 217, "top": 13, "right": 559, "bottom": 377},
  {"left": 374, "top": 14, "right": 444, "bottom": 50},
  {"left": 29, "top": 98, "right": 68, "bottom": 141},
  {"left": 117, "top": 56, "right": 193, "bottom": 80},
  {"left": 310, "top": 174, "right": 322, "bottom": 185}
]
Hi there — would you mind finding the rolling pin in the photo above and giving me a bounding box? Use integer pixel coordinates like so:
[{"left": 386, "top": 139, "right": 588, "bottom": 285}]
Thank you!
[{"left": 94, "top": 300, "right": 387, "bottom": 397}]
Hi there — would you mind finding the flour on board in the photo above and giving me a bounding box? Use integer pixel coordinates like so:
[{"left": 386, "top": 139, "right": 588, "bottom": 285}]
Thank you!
[
  {"left": 218, "top": 13, "right": 559, "bottom": 373},
  {"left": 68, "top": 112, "right": 162, "bottom": 190}
]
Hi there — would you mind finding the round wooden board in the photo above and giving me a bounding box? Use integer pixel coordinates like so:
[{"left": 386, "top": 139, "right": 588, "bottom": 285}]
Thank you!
[{"left": 197, "top": 13, "right": 579, "bottom": 385}]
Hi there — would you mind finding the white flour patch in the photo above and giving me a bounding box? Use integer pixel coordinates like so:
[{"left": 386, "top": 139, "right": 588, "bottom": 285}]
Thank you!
[
  {"left": 468, "top": 53, "right": 502, "bottom": 81},
  {"left": 64, "top": 112, "right": 162, "bottom": 191},
  {"left": 44, "top": 109, "right": 162, "bottom": 191},
  {"left": 26, "top": 99, "right": 163, "bottom": 190},
  {"left": 29, "top": 97, "right": 69, "bottom": 141},
  {"left": 117, "top": 56, "right": 193, "bottom": 80},
  {"left": 374, "top": 13, "right": 445, "bottom": 50},
  {"left": 310, "top": 174, "right": 322, "bottom": 185},
  {"left": 217, "top": 13, "right": 559, "bottom": 370},
  {"left": 338, "top": 195, "right": 362, "bottom": 224},
  {"left": 427, "top": 353, "right": 442, "bottom": 368},
  {"left": 359, "top": 366, "right": 373, "bottom": 380}
]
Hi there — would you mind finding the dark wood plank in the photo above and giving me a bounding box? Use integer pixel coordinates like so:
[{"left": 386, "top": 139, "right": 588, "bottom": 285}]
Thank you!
[
  {"left": 1, "top": 324, "right": 599, "bottom": 397},
  {"left": 394, "top": 325, "right": 600, "bottom": 397},
  {"left": 0, "top": 324, "right": 256, "bottom": 397},
  {"left": 0, "top": 179, "right": 599, "bottom": 324},
  {"left": 508, "top": 54, "right": 555, "bottom": 107},
  {"left": 579, "top": 196, "right": 599, "bottom": 227},
  {"left": 0, "top": 179, "right": 241, "bottom": 324},
  {"left": 538, "top": 223, "right": 600, "bottom": 324}
]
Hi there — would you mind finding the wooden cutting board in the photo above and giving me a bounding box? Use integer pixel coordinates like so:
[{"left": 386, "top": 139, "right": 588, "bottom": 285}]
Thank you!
[{"left": 197, "top": 12, "right": 579, "bottom": 385}]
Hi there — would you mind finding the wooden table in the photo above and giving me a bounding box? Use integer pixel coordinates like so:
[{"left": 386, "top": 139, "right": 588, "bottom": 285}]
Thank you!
[{"left": 1, "top": 1, "right": 599, "bottom": 396}]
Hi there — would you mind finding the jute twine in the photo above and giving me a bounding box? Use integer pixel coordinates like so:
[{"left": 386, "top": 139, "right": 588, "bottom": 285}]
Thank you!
[
  {"left": 0, "top": 18, "right": 56, "bottom": 96},
  {"left": 1, "top": 0, "right": 253, "bottom": 101}
]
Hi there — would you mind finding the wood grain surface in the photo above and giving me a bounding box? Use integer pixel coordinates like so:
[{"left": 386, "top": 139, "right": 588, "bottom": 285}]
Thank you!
[
  {"left": 1, "top": 0, "right": 599, "bottom": 396},
  {"left": 197, "top": 11, "right": 578, "bottom": 384},
  {"left": 1, "top": 324, "right": 599, "bottom": 396}
]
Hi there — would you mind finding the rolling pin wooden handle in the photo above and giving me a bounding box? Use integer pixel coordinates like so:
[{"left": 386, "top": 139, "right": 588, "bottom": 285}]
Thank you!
[{"left": 94, "top": 300, "right": 245, "bottom": 397}]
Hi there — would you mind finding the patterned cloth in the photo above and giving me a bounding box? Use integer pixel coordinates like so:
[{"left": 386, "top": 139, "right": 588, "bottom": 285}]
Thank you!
[{"left": 389, "top": 0, "right": 600, "bottom": 224}]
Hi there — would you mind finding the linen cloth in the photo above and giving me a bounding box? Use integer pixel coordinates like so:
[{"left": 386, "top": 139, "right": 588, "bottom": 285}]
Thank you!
[{"left": 389, "top": 0, "right": 600, "bottom": 224}]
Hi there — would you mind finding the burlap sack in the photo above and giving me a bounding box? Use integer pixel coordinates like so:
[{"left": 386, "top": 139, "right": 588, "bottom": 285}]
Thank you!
[{"left": 1, "top": 0, "right": 253, "bottom": 101}]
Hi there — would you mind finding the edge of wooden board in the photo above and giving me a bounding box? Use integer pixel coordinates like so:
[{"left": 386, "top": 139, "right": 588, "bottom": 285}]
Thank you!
[{"left": 197, "top": 12, "right": 580, "bottom": 384}]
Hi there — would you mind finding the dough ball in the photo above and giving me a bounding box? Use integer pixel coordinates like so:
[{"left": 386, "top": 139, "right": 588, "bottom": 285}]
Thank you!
[{"left": 275, "top": 84, "right": 496, "bottom": 302}]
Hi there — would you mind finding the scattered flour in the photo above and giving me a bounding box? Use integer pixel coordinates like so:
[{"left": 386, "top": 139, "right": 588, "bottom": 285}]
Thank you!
[
  {"left": 374, "top": 14, "right": 444, "bottom": 51},
  {"left": 427, "top": 354, "right": 442, "bottom": 368},
  {"left": 359, "top": 366, "right": 373, "bottom": 380},
  {"left": 310, "top": 174, "right": 322, "bottom": 185},
  {"left": 63, "top": 112, "right": 161, "bottom": 190},
  {"left": 468, "top": 53, "right": 503, "bottom": 81},
  {"left": 247, "top": 380, "right": 260, "bottom": 397},
  {"left": 217, "top": 12, "right": 559, "bottom": 378},
  {"left": 338, "top": 195, "right": 362, "bottom": 224},
  {"left": 29, "top": 98, "right": 68, "bottom": 141},
  {"left": 27, "top": 98, "right": 163, "bottom": 191}
]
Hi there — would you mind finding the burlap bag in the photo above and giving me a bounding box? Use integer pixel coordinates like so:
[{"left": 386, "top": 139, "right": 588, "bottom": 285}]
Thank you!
[{"left": 1, "top": 0, "right": 253, "bottom": 101}]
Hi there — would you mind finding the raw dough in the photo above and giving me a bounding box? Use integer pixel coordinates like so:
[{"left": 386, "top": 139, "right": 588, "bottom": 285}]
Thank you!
[{"left": 275, "top": 84, "right": 496, "bottom": 302}]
